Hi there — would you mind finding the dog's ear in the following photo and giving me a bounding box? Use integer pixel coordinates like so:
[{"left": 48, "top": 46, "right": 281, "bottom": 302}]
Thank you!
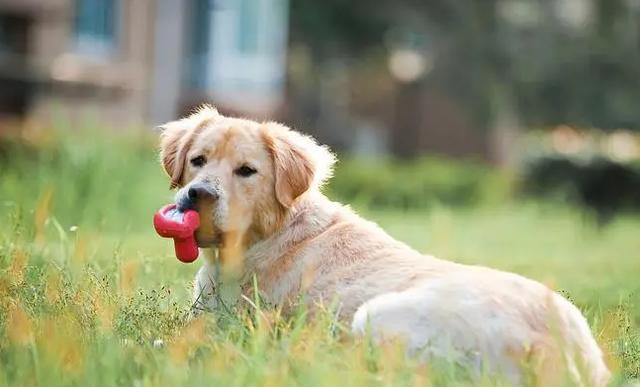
[
  {"left": 159, "top": 121, "right": 188, "bottom": 189},
  {"left": 158, "top": 105, "right": 220, "bottom": 189},
  {"left": 262, "top": 123, "right": 336, "bottom": 208}
]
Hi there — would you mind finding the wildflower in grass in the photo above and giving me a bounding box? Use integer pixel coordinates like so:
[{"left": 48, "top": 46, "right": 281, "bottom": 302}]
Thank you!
[
  {"left": 119, "top": 259, "right": 138, "bottom": 296},
  {"left": 39, "top": 316, "right": 85, "bottom": 375},
  {"left": 208, "top": 341, "right": 242, "bottom": 373},
  {"left": 168, "top": 316, "right": 207, "bottom": 365},
  {"left": 8, "top": 247, "right": 28, "bottom": 286},
  {"left": 93, "top": 289, "right": 114, "bottom": 333},
  {"left": 72, "top": 234, "right": 88, "bottom": 266},
  {"left": 261, "top": 361, "right": 289, "bottom": 387},
  {"left": 0, "top": 277, "right": 9, "bottom": 309},
  {"left": 379, "top": 338, "right": 409, "bottom": 384},
  {"left": 347, "top": 336, "right": 375, "bottom": 381},
  {"left": 34, "top": 188, "right": 53, "bottom": 246},
  {"left": 600, "top": 308, "right": 624, "bottom": 375},
  {"left": 45, "top": 269, "right": 63, "bottom": 305},
  {"left": 412, "top": 364, "right": 431, "bottom": 387},
  {"left": 7, "top": 302, "right": 34, "bottom": 345}
]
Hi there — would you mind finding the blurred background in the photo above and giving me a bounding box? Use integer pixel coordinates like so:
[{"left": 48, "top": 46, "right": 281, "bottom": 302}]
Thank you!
[
  {"left": 1, "top": 0, "right": 640, "bottom": 220},
  {"left": 1, "top": 2, "right": 640, "bottom": 382}
]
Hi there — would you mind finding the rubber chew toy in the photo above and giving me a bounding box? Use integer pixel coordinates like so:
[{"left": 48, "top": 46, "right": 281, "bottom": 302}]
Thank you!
[{"left": 153, "top": 204, "right": 200, "bottom": 263}]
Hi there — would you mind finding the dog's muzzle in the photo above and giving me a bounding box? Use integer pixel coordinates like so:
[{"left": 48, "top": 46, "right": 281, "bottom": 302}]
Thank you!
[
  {"left": 176, "top": 181, "right": 221, "bottom": 247},
  {"left": 176, "top": 181, "right": 219, "bottom": 211}
]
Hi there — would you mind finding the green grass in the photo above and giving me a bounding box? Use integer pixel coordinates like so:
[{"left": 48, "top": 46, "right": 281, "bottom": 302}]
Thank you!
[{"left": 0, "top": 128, "right": 638, "bottom": 386}]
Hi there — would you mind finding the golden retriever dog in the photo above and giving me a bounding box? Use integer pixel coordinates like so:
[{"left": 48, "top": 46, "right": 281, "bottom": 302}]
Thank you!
[{"left": 158, "top": 106, "right": 609, "bottom": 386}]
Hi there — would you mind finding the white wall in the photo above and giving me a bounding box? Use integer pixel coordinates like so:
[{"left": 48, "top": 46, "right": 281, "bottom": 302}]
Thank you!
[{"left": 205, "top": 0, "right": 289, "bottom": 115}]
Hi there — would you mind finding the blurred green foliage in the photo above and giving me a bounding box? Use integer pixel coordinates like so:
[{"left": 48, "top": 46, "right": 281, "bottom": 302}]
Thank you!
[
  {"left": 0, "top": 130, "right": 169, "bottom": 233},
  {"left": 328, "top": 156, "right": 511, "bottom": 209},
  {"left": 0, "top": 130, "right": 512, "bottom": 235},
  {"left": 290, "top": 0, "right": 640, "bottom": 131}
]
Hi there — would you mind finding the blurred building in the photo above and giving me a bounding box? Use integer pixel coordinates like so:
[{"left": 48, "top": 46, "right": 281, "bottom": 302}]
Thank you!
[
  {"left": 0, "top": 0, "right": 289, "bottom": 128},
  {"left": 3, "top": 0, "right": 638, "bottom": 161}
]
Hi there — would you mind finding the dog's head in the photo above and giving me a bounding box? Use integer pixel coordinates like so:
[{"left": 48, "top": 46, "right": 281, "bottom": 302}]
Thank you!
[{"left": 158, "top": 106, "right": 335, "bottom": 248}]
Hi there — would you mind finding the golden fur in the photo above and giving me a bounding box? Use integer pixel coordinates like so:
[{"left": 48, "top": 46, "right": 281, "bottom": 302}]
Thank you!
[{"left": 158, "top": 106, "right": 609, "bottom": 386}]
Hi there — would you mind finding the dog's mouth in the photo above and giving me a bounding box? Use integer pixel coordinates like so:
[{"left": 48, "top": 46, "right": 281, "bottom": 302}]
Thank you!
[
  {"left": 194, "top": 213, "right": 222, "bottom": 248},
  {"left": 188, "top": 198, "right": 222, "bottom": 248}
]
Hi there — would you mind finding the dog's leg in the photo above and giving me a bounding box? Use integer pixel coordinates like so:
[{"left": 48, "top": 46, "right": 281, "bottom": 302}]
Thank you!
[{"left": 192, "top": 248, "right": 218, "bottom": 316}]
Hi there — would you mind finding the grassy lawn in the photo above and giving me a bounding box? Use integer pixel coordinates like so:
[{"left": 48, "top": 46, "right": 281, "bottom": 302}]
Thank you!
[{"left": 0, "top": 130, "right": 638, "bottom": 386}]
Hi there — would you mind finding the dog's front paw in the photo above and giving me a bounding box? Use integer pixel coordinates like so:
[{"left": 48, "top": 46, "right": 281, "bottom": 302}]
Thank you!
[{"left": 191, "top": 284, "right": 217, "bottom": 317}]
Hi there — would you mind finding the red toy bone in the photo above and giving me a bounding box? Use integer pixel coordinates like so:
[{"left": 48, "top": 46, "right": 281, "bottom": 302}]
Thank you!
[{"left": 153, "top": 204, "right": 200, "bottom": 263}]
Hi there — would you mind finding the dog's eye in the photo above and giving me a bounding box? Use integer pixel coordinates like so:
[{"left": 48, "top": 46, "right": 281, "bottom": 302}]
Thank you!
[
  {"left": 234, "top": 165, "right": 257, "bottom": 177},
  {"left": 190, "top": 155, "right": 206, "bottom": 167}
]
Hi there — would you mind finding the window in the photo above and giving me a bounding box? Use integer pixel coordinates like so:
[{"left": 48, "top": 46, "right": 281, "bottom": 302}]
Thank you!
[
  {"left": 237, "top": 0, "right": 258, "bottom": 54},
  {"left": 74, "top": 0, "right": 118, "bottom": 57},
  {"left": 189, "top": 0, "right": 213, "bottom": 88},
  {"left": 0, "top": 18, "right": 7, "bottom": 55},
  {"left": 0, "top": 14, "right": 29, "bottom": 57}
]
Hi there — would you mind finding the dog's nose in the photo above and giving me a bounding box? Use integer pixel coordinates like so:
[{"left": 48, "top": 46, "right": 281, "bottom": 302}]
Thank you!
[
  {"left": 176, "top": 182, "right": 218, "bottom": 211},
  {"left": 187, "top": 187, "right": 198, "bottom": 200},
  {"left": 187, "top": 184, "right": 218, "bottom": 201}
]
